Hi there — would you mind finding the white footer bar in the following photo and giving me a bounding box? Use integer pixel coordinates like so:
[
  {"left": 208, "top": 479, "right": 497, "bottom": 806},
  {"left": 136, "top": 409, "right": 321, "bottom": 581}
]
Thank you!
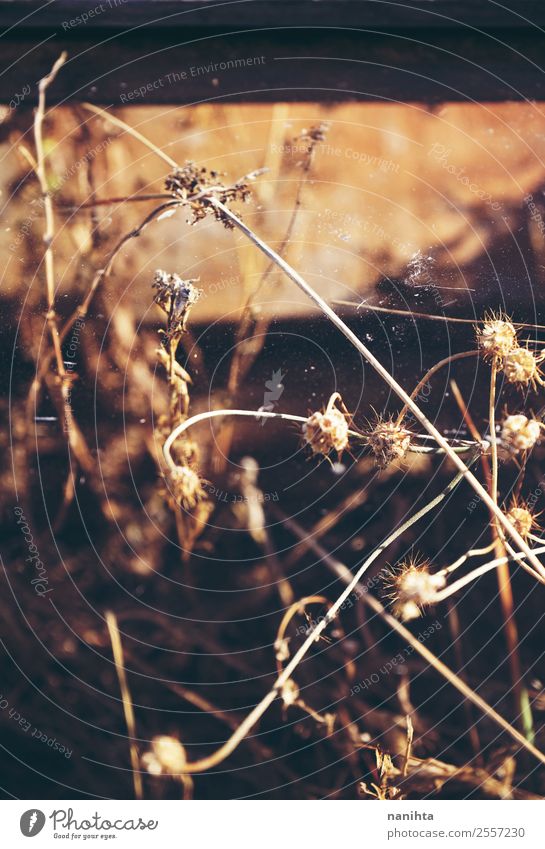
[{"left": 2, "top": 799, "right": 542, "bottom": 848}]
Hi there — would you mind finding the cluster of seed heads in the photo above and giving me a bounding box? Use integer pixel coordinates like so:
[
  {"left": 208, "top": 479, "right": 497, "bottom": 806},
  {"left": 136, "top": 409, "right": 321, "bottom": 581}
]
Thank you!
[
  {"left": 477, "top": 312, "right": 544, "bottom": 388},
  {"left": 141, "top": 736, "right": 187, "bottom": 777},
  {"left": 500, "top": 413, "right": 542, "bottom": 456},
  {"left": 302, "top": 394, "right": 349, "bottom": 457},
  {"left": 165, "top": 161, "right": 254, "bottom": 228},
  {"left": 365, "top": 417, "right": 412, "bottom": 469},
  {"left": 387, "top": 557, "right": 446, "bottom": 621}
]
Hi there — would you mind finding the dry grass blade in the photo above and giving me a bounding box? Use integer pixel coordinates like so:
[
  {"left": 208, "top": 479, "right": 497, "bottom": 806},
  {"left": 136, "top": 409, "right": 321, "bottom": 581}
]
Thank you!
[
  {"left": 105, "top": 612, "right": 143, "bottom": 800},
  {"left": 82, "top": 103, "right": 178, "bottom": 169}
]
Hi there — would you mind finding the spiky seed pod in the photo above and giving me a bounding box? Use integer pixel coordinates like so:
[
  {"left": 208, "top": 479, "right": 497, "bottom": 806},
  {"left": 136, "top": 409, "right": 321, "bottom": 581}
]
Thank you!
[
  {"left": 366, "top": 418, "right": 411, "bottom": 469},
  {"left": 506, "top": 505, "right": 535, "bottom": 538},
  {"left": 303, "top": 397, "right": 349, "bottom": 457},
  {"left": 477, "top": 314, "right": 517, "bottom": 363},
  {"left": 387, "top": 558, "right": 445, "bottom": 621},
  {"left": 141, "top": 736, "right": 187, "bottom": 777},
  {"left": 503, "top": 346, "right": 544, "bottom": 388},
  {"left": 500, "top": 414, "right": 541, "bottom": 456},
  {"left": 168, "top": 465, "right": 206, "bottom": 511}
]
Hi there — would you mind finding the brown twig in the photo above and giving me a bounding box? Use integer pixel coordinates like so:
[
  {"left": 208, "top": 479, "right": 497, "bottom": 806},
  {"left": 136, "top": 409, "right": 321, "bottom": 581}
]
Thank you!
[{"left": 105, "top": 611, "right": 143, "bottom": 800}]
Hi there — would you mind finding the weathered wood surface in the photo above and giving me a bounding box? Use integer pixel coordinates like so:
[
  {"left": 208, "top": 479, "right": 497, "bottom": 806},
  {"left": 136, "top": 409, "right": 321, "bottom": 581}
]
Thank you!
[
  {"left": 3, "top": 1, "right": 545, "bottom": 30},
  {"left": 1, "top": 2, "right": 545, "bottom": 104}
]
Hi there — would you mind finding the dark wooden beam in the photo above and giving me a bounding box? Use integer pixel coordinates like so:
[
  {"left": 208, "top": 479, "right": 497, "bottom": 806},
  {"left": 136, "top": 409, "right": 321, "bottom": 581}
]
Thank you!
[
  {"left": 1, "top": 3, "right": 545, "bottom": 104},
  {"left": 3, "top": 1, "right": 545, "bottom": 30}
]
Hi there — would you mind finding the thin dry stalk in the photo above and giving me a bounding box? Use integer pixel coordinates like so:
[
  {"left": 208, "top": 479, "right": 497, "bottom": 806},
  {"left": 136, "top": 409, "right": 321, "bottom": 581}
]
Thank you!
[
  {"left": 488, "top": 360, "right": 533, "bottom": 740},
  {"left": 333, "top": 299, "right": 545, "bottom": 331},
  {"left": 433, "top": 546, "right": 545, "bottom": 601},
  {"left": 105, "top": 611, "right": 143, "bottom": 800},
  {"left": 83, "top": 103, "right": 178, "bottom": 169},
  {"left": 446, "top": 601, "right": 482, "bottom": 764},
  {"left": 396, "top": 350, "right": 478, "bottom": 425}
]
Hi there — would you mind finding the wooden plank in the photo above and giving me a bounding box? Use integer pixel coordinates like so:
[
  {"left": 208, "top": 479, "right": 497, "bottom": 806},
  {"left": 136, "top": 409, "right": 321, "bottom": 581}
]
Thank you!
[
  {"left": 1, "top": 29, "right": 545, "bottom": 105},
  {"left": 3, "top": 1, "right": 545, "bottom": 30}
]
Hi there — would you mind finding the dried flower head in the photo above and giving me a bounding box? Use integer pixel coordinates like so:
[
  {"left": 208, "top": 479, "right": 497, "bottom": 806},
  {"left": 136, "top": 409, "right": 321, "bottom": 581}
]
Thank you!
[
  {"left": 153, "top": 270, "right": 200, "bottom": 341},
  {"left": 302, "top": 394, "right": 349, "bottom": 457},
  {"left": 168, "top": 465, "right": 207, "bottom": 511},
  {"left": 500, "top": 414, "right": 542, "bottom": 456},
  {"left": 165, "top": 161, "right": 260, "bottom": 228},
  {"left": 503, "top": 346, "right": 544, "bottom": 389},
  {"left": 366, "top": 416, "right": 412, "bottom": 469},
  {"left": 386, "top": 556, "right": 445, "bottom": 621},
  {"left": 477, "top": 313, "right": 517, "bottom": 363},
  {"left": 141, "top": 735, "right": 187, "bottom": 777},
  {"left": 506, "top": 501, "right": 540, "bottom": 539},
  {"left": 298, "top": 122, "right": 329, "bottom": 145},
  {"left": 294, "top": 122, "right": 330, "bottom": 163}
]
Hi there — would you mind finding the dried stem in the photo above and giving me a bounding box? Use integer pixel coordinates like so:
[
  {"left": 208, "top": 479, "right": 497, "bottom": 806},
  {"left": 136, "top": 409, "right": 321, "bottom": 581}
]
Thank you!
[
  {"left": 433, "top": 546, "right": 545, "bottom": 600},
  {"left": 333, "top": 299, "right": 545, "bottom": 331},
  {"left": 82, "top": 103, "right": 178, "bottom": 168},
  {"left": 396, "top": 350, "right": 478, "bottom": 425},
  {"left": 489, "top": 359, "right": 533, "bottom": 740},
  {"left": 105, "top": 611, "right": 143, "bottom": 799}
]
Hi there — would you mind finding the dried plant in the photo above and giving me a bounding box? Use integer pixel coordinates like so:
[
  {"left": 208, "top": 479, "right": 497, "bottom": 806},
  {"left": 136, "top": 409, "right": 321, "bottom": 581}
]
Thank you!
[{"left": 10, "top": 71, "right": 545, "bottom": 803}]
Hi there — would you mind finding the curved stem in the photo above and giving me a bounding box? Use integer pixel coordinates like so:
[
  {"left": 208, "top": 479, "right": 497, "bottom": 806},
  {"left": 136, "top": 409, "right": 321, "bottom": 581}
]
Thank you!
[
  {"left": 434, "top": 545, "right": 545, "bottom": 601},
  {"left": 442, "top": 542, "right": 496, "bottom": 576},
  {"left": 274, "top": 595, "right": 330, "bottom": 676},
  {"left": 163, "top": 408, "right": 479, "bottom": 472},
  {"left": 333, "top": 300, "right": 545, "bottom": 332},
  {"left": 163, "top": 410, "right": 307, "bottom": 472},
  {"left": 396, "top": 350, "right": 478, "bottom": 425}
]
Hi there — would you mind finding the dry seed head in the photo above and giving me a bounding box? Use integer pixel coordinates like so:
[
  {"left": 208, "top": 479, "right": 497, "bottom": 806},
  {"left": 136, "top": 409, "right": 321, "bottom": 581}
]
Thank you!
[
  {"left": 303, "top": 398, "right": 349, "bottom": 457},
  {"left": 505, "top": 501, "right": 539, "bottom": 538},
  {"left": 506, "top": 506, "right": 534, "bottom": 538},
  {"left": 477, "top": 313, "right": 517, "bottom": 363},
  {"left": 387, "top": 557, "right": 445, "bottom": 621},
  {"left": 503, "top": 346, "right": 544, "bottom": 388},
  {"left": 366, "top": 417, "right": 411, "bottom": 469},
  {"left": 153, "top": 270, "right": 201, "bottom": 341},
  {"left": 141, "top": 736, "right": 187, "bottom": 777},
  {"left": 500, "top": 414, "right": 541, "bottom": 456},
  {"left": 165, "top": 161, "right": 254, "bottom": 228},
  {"left": 168, "top": 465, "right": 207, "bottom": 510}
]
